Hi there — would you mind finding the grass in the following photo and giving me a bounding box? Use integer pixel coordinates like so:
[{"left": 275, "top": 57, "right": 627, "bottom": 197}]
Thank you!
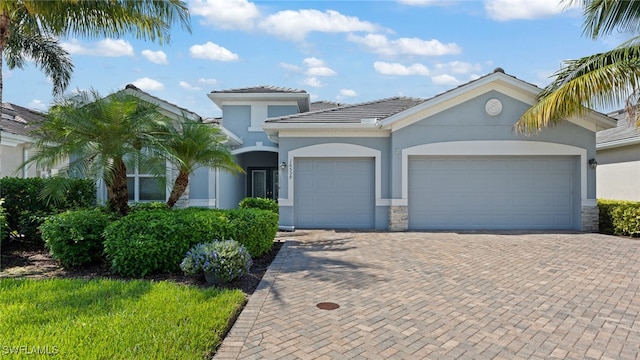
[{"left": 0, "top": 278, "right": 246, "bottom": 359}]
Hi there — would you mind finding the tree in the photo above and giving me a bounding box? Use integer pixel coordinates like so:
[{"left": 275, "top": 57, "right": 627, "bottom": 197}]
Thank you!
[
  {"left": 25, "top": 90, "right": 173, "bottom": 216},
  {"left": 516, "top": 0, "right": 640, "bottom": 133},
  {"left": 0, "top": 0, "right": 190, "bottom": 105},
  {"left": 164, "top": 119, "right": 243, "bottom": 208}
]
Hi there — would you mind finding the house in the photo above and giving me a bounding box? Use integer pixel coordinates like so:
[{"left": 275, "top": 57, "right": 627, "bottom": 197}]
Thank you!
[
  {"left": 0, "top": 102, "right": 54, "bottom": 178},
  {"left": 596, "top": 109, "right": 640, "bottom": 201},
  {"left": 200, "top": 69, "right": 614, "bottom": 231}
]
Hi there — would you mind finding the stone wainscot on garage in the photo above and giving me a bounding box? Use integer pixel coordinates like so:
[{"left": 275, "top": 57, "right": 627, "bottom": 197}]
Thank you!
[{"left": 262, "top": 69, "right": 615, "bottom": 231}]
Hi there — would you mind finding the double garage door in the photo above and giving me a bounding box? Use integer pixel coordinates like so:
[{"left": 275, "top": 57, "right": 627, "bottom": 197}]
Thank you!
[
  {"left": 293, "top": 156, "right": 577, "bottom": 230},
  {"left": 408, "top": 156, "right": 577, "bottom": 230}
]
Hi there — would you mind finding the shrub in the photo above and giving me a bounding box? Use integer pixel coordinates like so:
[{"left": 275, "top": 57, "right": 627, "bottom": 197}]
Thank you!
[
  {"left": 1, "top": 177, "right": 95, "bottom": 242},
  {"left": 180, "top": 240, "right": 253, "bottom": 283},
  {"left": 598, "top": 199, "right": 640, "bottom": 236},
  {"left": 103, "top": 208, "right": 229, "bottom": 277},
  {"left": 226, "top": 208, "right": 278, "bottom": 257},
  {"left": 128, "top": 201, "right": 169, "bottom": 213},
  {"left": 0, "top": 199, "right": 7, "bottom": 242},
  {"left": 40, "top": 208, "right": 114, "bottom": 268},
  {"left": 239, "top": 197, "right": 279, "bottom": 214}
]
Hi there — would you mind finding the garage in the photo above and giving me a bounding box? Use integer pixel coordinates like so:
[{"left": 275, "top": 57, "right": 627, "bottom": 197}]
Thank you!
[
  {"left": 295, "top": 157, "right": 375, "bottom": 228},
  {"left": 408, "top": 156, "right": 577, "bottom": 230}
]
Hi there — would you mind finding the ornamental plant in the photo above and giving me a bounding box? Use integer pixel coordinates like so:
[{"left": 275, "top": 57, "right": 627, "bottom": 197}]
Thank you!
[{"left": 180, "top": 240, "right": 253, "bottom": 283}]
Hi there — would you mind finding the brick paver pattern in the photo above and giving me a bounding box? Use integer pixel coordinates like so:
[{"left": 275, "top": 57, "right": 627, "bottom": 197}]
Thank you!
[{"left": 215, "top": 231, "right": 640, "bottom": 359}]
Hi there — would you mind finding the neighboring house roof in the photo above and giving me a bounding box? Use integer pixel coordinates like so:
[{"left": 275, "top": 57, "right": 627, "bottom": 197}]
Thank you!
[
  {"left": 596, "top": 109, "right": 640, "bottom": 149},
  {"left": 208, "top": 85, "right": 310, "bottom": 113},
  {"left": 310, "top": 101, "right": 343, "bottom": 111},
  {"left": 265, "top": 96, "right": 426, "bottom": 124},
  {"left": 1, "top": 102, "right": 44, "bottom": 137},
  {"left": 123, "top": 84, "right": 201, "bottom": 121}
]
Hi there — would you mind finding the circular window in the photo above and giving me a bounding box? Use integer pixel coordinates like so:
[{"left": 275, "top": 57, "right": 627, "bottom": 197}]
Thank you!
[{"left": 485, "top": 98, "right": 503, "bottom": 116}]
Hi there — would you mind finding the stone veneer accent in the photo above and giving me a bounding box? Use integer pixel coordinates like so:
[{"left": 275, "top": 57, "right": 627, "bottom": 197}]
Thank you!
[
  {"left": 581, "top": 205, "right": 599, "bottom": 232},
  {"left": 389, "top": 206, "right": 408, "bottom": 231}
]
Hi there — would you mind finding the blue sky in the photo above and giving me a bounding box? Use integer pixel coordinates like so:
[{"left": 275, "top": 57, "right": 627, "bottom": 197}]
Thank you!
[{"left": 2, "top": 0, "right": 625, "bottom": 118}]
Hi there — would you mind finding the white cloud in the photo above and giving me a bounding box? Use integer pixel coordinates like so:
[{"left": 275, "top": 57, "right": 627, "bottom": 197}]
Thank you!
[
  {"left": 179, "top": 81, "right": 201, "bottom": 91},
  {"left": 373, "top": 61, "right": 430, "bottom": 76},
  {"left": 28, "top": 99, "right": 47, "bottom": 111},
  {"left": 303, "top": 57, "right": 337, "bottom": 77},
  {"left": 62, "top": 39, "right": 134, "bottom": 57},
  {"left": 485, "top": 0, "right": 579, "bottom": 21},
  {"left": 304, "top": 77, "right": 324, "bottom": 87},
  {"left": 141, "top": 50, "right": 168, "bottom": 64},
  {"left": 189, "top": 42, "right": 239, "bottom": 61},
  {"left": 197, "top": 78, "right": 218, "bottom": 85},
  {"left": 348, "top": 34, "right": 461, "bottom": 57},
  {"left": 280, "top": 62, "right": 302, "bottom": 72},
  {"left": 431, "top": 74, "right": 460, "bottom": 86},
  {"left": 339, "top": 89, "right": 357, "bottom": 97},
  {"left": 259, "top": 9, "right": 379, "bottom": 41},
  {"left": 190, "top": 0, "right": 260, "bottom": 30},
  {"left": 434, "top": 61, "right": 482, "bottom": 74},
  {"left": 131, "top": 77, "right": 164, "bottom": 91}
]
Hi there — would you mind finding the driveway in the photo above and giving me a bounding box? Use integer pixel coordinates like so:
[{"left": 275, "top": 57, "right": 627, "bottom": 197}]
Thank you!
[{"left": 215, "top": 231, "right": 640, "bottom": 359}]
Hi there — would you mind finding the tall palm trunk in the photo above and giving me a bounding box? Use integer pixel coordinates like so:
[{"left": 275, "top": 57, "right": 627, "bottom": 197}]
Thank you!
[
  {"left": 106, "top": 158, "right": 130, "bottom": 216},
  {"left": 167, "top": 170, "right": 189, "bottom": 208}
]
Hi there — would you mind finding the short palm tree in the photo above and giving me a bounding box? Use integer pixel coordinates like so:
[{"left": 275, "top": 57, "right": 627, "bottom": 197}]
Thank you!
[
  {"left": 25, "top": 90, "right": 173, "bottom": 216},
  {"left": 164, "top": 119, "right": 243, "bottom": 208},
  {"left": 516, "top": 0, "right": 640, "bottom": 133}
]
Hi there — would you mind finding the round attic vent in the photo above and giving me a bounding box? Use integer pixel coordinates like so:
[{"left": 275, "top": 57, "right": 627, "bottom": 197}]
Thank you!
[{"left": 485, "top": 98, "right": 503, "bottom": 116}]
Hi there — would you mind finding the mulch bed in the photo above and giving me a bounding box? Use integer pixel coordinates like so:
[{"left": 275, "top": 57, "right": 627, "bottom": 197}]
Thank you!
[{"left": 0, "top": 238, "right": 283, "bottom": 295}]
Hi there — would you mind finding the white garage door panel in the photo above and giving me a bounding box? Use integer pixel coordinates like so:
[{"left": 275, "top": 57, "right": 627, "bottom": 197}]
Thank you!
[
  {"left": 409, "top": 156, "right": 576, "bottom": 230},
  {"left": 295, "top": 158, "right": 375, "bottom": 229}
]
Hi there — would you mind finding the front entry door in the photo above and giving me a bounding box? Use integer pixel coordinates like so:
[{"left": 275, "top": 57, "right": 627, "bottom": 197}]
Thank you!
[{"left": 248, "top": 167, "right": 278, "bottom": 200}]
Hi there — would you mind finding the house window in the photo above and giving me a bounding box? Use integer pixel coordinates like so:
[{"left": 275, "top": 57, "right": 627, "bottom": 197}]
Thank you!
[{"left": 125, "top": 155, "right": 167, "bottom": 202}]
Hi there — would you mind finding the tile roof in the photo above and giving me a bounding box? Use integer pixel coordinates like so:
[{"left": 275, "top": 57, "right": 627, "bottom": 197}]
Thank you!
[
  {"left": 210, "top": 85, "right": 307, "bottom": 94},
  {"left": 124, "top": 84, "right": 201, "bottom": 119},
  {"left": 266, "top": 96, "right": 426, "bottom": 123},
  {"left": 596, "top": 109, "right": 640, "bottom": 145},
  {"left": 310, "top": 101, "right": 343, "bottom": 111},
  {"left": 1, "top": 102, "right": 44, "bottom": 137}
]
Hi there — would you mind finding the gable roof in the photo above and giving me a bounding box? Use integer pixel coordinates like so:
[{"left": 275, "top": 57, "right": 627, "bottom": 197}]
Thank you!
[
  {"left": 123, "top": 84, "right": 201, "bottom": 121},
  {"left": 265, "top": 96, "right": 426, "bottom": 124},
  {"left": 1, "top": 102, "right": 44, "bottom": 137},
  {"left": 310, "top": 100, "right": 343, "bottom": 111},
  {"left": 596, "top": 109, "right": 640, "bottom": 149}
]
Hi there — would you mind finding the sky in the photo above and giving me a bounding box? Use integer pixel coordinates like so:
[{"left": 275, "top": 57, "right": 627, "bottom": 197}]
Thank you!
[{"left": 2, "top": 0, "right": 629, "bottom": 118}]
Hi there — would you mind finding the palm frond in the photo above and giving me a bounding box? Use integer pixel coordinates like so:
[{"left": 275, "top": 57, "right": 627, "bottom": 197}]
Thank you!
[
  {"left": 580, "top": 0, "right": 640, "bottom": 39},
  {"left": 516, "top": 42, "right": 640, "bottom": 134}
]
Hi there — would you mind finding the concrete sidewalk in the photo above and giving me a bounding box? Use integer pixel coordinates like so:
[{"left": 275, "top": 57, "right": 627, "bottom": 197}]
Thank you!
[{"left": 215, "top": 230, "right": 640, "bottom": 359}]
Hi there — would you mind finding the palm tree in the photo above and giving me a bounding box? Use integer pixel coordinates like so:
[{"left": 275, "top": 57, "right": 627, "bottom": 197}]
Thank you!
[
  {"left": 25, "top": 90, "right": 173, "bottom": 216},
  {"left": 0, "top": 0, "right": 190, "bottom": 105},
  {"left": 516, "top": 0, "right": 640, "bottom": 133},
  {"left": 164, "top": 119, "right": 243, "bottom": 208}
]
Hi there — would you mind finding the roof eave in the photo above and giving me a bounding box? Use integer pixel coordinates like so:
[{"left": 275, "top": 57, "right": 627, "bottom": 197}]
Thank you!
[
  {"left": 596, "top": 136, "right": 640, "bottom": 150},
  {"left": 207, "top": 92, "right": 311, "bottom": 113}
]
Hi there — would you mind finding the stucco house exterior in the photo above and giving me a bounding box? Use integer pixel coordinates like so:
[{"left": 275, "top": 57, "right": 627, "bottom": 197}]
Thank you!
[
  {"left": 0, "top": 102, "right": 58, "bottom": 178},
  {"left": 194, "top": 69, "right": 614, "bottom": 231},
  {"left": 596, "top": 109, "right": 640, "bottom": 201}
]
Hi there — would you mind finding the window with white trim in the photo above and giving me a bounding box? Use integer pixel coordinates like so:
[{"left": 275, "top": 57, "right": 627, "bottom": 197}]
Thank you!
[{"left": 125, "top": 154, "right": 167, "bottom": 202}]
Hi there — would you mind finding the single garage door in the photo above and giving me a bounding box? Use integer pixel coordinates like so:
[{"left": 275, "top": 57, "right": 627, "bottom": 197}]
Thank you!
[
  {"left": 295, "top": 157, "right": 375, "bottom": 229},
  {"left": 409, "top": 156, "right": 577, "bottom": 230}
]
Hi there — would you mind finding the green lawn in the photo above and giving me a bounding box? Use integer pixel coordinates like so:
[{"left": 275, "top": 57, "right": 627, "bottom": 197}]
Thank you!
[{"left": 0, "top": 278, "right": 246, "bottom": 359}]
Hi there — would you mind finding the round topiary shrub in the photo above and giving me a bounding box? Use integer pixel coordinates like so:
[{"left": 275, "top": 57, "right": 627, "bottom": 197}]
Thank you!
[
  {"left": 180, "top": 240, "right": 253, "bottom": 284},
  {"left": 40, "top": 208, "right": 113, "bottom": 268},
  {"left": 225, "top": 208, "right": 278, "bottom": 257}
]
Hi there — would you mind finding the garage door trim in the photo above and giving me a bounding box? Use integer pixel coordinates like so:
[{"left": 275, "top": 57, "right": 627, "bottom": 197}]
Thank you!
[
  {"left": 399, "top": 140, "right": 588, "bottom": 206},
  {"left": 280, "top": 143, "right": 382, "bottom": 206}
]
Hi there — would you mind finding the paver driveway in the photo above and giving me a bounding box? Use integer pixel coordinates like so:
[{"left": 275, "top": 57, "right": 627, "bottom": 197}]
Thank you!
[{"left": 215, "top": 231, "right": 640, "bottom": 359}]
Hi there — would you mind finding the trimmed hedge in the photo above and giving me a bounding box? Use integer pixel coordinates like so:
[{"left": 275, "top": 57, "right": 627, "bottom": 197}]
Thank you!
[
  {"left": 103, "top": 208, "right": 277, "bottom": 277},
  {"left": 598, "top": 199, "right": 640, "bottom": 236},
  {"left": 239, "top": 197, "right": 279, "bottom": 214},
  {"left": 226, "top": 208, "right": 278, "bottom": 257},
  {"left": 40, "top": 208, "right": 114, "bottom": 268},
  {"left": 1, "top": 177, "right": 96, "bottom": 242}
]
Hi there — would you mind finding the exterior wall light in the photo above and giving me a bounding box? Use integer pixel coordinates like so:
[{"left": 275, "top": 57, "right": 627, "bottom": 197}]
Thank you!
[
  {"left": 588, "top": 158, "right": 598, "bottom": 169},
  {"left": 280, "top": 161, "right": 287, "bottom": 170}
]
